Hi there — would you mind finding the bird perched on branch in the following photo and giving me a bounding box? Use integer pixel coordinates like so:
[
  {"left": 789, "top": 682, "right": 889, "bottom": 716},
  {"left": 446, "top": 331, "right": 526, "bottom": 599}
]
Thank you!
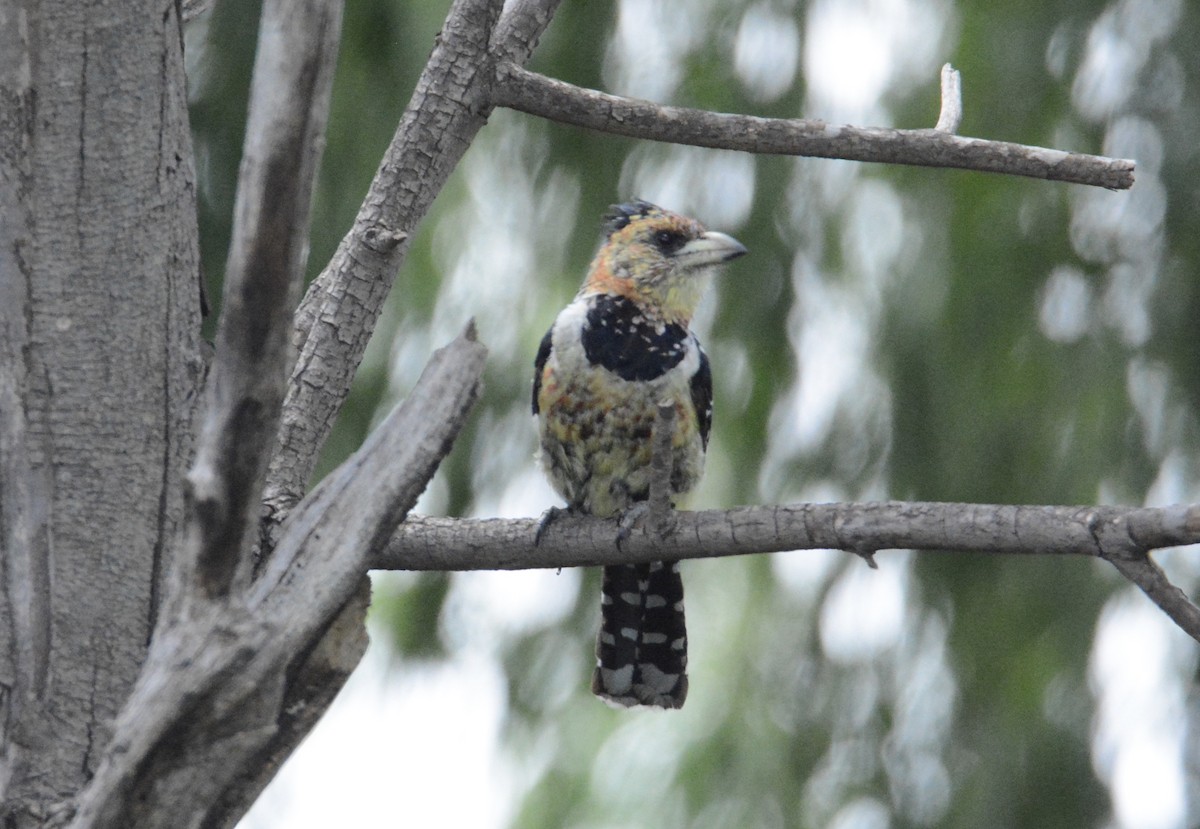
[{"left": 532, "top": 200, "right": 747, "bottom": 708}]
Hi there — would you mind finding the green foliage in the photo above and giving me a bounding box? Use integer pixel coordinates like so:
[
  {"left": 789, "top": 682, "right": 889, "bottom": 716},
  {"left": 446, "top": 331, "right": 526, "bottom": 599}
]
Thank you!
[{"left": 191, "top": 0, "right": 1200, "bottom": 826}]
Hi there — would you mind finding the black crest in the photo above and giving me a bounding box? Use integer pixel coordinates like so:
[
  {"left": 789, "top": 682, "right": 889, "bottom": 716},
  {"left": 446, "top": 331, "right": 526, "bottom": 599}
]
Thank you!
[{"left": 602, "top": 199, "right": 663, "bottom": 238}]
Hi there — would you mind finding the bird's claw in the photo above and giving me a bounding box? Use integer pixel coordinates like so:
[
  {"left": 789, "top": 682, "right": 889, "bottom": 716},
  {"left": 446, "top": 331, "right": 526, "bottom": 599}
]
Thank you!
[
  {"left": 535, "top": 505, "right": 570, "bottom": 547},
  {"left": 615, "top": 502, "right": 653, "bottom": 552}
]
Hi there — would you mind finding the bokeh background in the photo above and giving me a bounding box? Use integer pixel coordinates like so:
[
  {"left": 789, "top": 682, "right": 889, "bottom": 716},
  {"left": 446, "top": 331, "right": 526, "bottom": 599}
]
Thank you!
[{"left": 186, "top": 0, "right": 1200, "bottom": 826}]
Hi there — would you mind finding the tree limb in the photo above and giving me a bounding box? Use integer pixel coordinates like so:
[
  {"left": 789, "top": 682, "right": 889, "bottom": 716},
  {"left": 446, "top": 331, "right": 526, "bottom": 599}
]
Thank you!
[
  {"left": 261, "top": 0, "right": 564, "bottom": 538},
  {"left": 259, "top": 0, "right": 504, "bottom": 534},
  {"left": 182, "top": 0, "right": 343, "bottom": 598},
  {"left": 70, "top": 329, "right": 486, "bottom": 829},
  {"left": 379, "top": 502, "right": 1200, "bottom": 641},
  {"left": 379, "top": 502, "right": 1200, "bottom": 568},
  {"left": 0, "top": 26, "right": 52, "bottom": 748},
  {"left": 491, "top": 62, "right": 1135, "bottom": 190},
  {"left": 490, "top": 0, "right": 563, "bottom": 64},
  {"left": 202, "top": 1, "right": 564, "bottom": 820}
]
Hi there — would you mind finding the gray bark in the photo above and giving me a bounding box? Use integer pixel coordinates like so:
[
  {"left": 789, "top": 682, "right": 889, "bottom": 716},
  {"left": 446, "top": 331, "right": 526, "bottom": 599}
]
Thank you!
[
  {"left": 70, "top": 329, "right": 486, "bottom": 829},
  {"left": 1, "top": 0, "right": 555, "bottom": 825},
  {"left": 0, "top": 0, "right": 204, "bottom": 825},
  {"left": 261, "top": 0, "right": 563, "bottom": 532},
  {"left": 492, "top": 62, "right": 1135, "bottom": 190}
]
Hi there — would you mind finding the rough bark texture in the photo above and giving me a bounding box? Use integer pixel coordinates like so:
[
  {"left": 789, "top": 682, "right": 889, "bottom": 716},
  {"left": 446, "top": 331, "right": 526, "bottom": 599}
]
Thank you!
[
  {"left": 382, "top": 502, "right": 1200, "bottom": 642},
  {"left": 0, "top": 0, "right": 204, "bottom": 825},
  {"left": 69, "top": 329, "right": 486, "bottom": 829},
  {"left": 260, "top": 0, "right": 502, "bottom": 530},
  {"left": 261, "top": 0, "right": 563, "bottom": 534},
  {"left": 182, "top": 0, "right": 343, "bottom": 600}
]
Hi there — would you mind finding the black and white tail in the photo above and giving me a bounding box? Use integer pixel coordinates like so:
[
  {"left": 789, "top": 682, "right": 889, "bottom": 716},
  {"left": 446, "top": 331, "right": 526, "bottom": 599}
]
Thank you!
[{"left": 591, "top": 560, "right": 688, "bottom": 709}]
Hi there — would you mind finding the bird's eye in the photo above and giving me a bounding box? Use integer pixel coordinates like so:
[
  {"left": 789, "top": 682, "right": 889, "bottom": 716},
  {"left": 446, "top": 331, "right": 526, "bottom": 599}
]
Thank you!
[{"left": 653, "top": 230, "right": 686, "bottom": 254}]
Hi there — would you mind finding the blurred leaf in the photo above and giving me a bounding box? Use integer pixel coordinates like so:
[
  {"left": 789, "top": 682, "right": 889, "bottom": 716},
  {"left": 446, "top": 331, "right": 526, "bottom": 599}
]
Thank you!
[{"left": 372, "top": 574, "right": 451, "bottom": 661}]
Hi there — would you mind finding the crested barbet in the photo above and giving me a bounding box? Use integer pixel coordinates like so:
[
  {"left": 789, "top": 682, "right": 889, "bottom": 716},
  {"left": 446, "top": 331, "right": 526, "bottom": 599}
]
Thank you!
[{"left": 532, "top": 200, "right": 747, "bottom": 709}]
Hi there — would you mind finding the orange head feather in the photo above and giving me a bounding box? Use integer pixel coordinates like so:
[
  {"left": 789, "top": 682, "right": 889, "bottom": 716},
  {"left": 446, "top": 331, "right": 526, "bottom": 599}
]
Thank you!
[{"left": 581, "top": 200, "right": 747, "bottom": 326}]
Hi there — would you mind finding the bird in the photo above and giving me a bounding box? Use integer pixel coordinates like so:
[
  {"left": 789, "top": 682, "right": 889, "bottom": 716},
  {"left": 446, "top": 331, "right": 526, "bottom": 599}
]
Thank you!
[{"left": 532, "top": 199, "right": 747, "bottom": 709}]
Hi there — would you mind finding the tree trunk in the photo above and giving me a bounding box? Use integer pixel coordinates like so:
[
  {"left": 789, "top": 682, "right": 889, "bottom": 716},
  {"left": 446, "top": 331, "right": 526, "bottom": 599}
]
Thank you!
[{"left": 0, "top": 0, "right": 203, "bottom": 823}]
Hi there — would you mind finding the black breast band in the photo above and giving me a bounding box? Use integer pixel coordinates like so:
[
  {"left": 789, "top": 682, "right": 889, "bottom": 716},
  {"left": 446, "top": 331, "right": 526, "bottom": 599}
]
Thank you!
[{"left": 582, "top": 295, "right": 689, "bottom": 382}]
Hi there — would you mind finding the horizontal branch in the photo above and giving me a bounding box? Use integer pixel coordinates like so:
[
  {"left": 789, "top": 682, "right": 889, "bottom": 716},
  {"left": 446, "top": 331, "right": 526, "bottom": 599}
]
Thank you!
[
  {"left": 492, "top": 62, "right": 1135, "bottom": 190},
  {"left": 379, "top": 502, "right": 1200, "bottom": 570},
  {"left": 381, "top": 501, "right": 1200, "bottom": 644}
]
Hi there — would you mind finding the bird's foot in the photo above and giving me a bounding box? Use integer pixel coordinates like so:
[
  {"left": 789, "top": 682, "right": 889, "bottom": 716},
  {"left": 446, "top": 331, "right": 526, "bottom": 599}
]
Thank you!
[
  {"left": 615, "top": 500, "right": 681, "bottom": 551},
  {"left": 535, "top": 505, "right": 573, "bottom": 547},
  {"left": 615, "top": 502, "right": 653, "bottom": 551}
]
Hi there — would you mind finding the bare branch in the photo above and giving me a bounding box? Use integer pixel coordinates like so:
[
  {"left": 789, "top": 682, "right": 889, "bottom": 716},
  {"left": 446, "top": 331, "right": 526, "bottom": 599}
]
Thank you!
[
  {"left": 1089, "top": 508, "right": 1200, "bottom": 642},
  {"left": 182, "top": 0, "right": 343, "bottom": 598},
  {"left": 254, "top": 325, "right": 486, "bottom": 599},
  {"left": 0, "top": 49, "right": 52, "bottom": 740},
  {"left": 490, "top": 0, "right": 564, "bottom": 64},
  {"left": 935, "top": 63, "right": 962, "bottom": 134},
  {"left": 379, "top": 502, "right": 1200, "bottom": 570},
  {"left": 260, "top": 1, "right": 564, "bottom": 534},
  {"left": 381, "top": 501, "right": 1200, "bottom": 642},
  {"left": 491, "top": 62, "right": 1135, "bottom": 190},
  {"left": 205, "top": 579, "right": 370, "bottom": 829},
  {"left": 71, "top": 329, "right": 487, "bottom": 829},
  {"left": 208, "top": 0, "right": 562, "bottom": 817},
  {"left": 181, "top": 0, "right": 213, "bottom": 23},
  {"left": 1107, "top": 554, "right": 1200, "bottom": 642},
  {"left": 260, "top": 0, "right": 507, "bottom": 534},
  {"left": 260, "top": 0, "right": 570, "bottom": 538}
]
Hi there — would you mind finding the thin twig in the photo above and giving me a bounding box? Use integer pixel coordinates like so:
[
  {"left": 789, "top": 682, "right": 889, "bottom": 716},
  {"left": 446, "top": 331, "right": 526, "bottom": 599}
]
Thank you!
[
  {"left": 492, "top": 62, "right": 1135, "bottom": 190},
  {"left": 935, "top": 63, "right": 962, "bottom": 134},
  {"left": 1107, "top": 554, "right": 1200, "bottom": 644}
]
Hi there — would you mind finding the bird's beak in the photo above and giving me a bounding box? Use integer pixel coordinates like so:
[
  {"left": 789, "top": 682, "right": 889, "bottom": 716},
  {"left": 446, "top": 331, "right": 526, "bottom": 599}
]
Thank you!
[{"left": 676, "top": 231, "right": 748, "bottom": 268}]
